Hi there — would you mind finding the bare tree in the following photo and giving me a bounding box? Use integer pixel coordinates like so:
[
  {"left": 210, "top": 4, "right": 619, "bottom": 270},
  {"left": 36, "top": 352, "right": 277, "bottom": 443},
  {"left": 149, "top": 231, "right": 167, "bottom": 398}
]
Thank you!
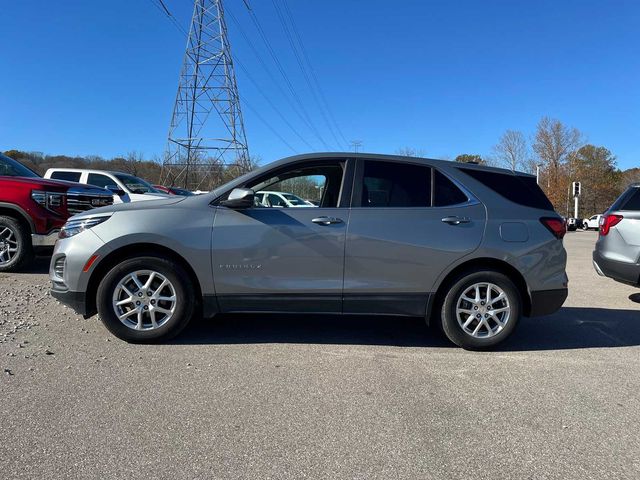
[
  {"left": 532, "top": 117, "right": 583, "bottom": 210},
  {"left": 492, "top": 130, "right": 529, "bottom": 172},
  {"left": 395, "top": 147, "right": 427, "bottom": 158}
]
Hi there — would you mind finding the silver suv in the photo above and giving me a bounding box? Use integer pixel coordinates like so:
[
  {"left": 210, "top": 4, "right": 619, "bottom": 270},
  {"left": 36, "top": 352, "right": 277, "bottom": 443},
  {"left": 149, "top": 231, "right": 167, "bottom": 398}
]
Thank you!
[
  {"left": 593, "top": 184, "right": 640, "bottom": 286},
  {"left": 50, "top": 153, "right": 568, "bottom": 349}
]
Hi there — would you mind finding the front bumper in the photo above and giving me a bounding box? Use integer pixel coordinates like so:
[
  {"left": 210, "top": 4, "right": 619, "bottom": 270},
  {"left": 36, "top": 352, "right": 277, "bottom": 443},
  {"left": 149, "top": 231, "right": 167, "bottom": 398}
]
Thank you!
[
  {"left": 50, "top": 288, "right": 89, "bottom": 317},
  {"left": 32, "top": 230, "right": 60, "bottom": 247},
  {"left": 593, "top": 250, "right": 640, "bottom": 287},
  {"left": 528, "top": 288, "right": 568, "bottom": 317}
]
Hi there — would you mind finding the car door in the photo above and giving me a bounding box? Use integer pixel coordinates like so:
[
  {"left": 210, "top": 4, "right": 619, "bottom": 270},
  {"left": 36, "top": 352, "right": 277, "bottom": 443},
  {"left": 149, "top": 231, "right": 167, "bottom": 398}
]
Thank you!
[
  {"left": 211, "top": 158, "right": 354, "bottom": 313},
  {"left": 343, "top": 159, "right": 486, "bottom": 316},
  {"left": 86, "top": 172, "right": 130, "bottom": 204}
]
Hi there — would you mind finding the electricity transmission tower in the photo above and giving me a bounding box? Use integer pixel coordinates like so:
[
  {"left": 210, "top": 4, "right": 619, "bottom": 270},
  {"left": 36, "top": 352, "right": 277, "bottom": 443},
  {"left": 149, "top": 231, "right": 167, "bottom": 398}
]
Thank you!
[{"left": 162, "top": 0, "right": 249, "bottom": 190}]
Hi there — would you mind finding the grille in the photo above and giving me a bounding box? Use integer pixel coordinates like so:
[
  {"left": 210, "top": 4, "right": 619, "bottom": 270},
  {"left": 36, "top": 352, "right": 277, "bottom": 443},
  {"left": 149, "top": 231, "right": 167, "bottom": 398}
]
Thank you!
[
  {"left": 54, "top": 256, "right": 65, "bottom": 279},
  {"left": 66, "top": 190, "right": 113, "bottom": 215}
]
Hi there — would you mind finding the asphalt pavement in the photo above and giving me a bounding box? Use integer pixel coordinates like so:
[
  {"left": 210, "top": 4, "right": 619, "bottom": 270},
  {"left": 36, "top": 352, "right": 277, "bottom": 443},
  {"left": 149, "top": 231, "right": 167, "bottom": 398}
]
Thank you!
[{"left": 1, "top": 231, "right": 639, "bottom": 479}]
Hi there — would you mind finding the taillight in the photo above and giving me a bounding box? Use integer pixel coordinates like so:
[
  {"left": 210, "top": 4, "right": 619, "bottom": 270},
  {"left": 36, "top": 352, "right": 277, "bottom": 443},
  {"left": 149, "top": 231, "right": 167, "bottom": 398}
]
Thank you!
[
  {"left": 540, "top": 217, "right": 566, "bottom": 239},
  {"left": 599, "top": 214, "right": 623, "bottom": 236}
]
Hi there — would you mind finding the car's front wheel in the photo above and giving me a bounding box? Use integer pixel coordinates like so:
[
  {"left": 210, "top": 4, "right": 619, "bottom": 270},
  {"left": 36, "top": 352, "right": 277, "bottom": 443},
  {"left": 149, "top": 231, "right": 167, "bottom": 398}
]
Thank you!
[
  {"left": 0, "top": 216, "right": 33, "bottom": 273},
  {"left": 440, "top": 270, "right": 521, "bottom": 349},
  {"left": 96, "top": 256, "right": 195, "bottom": 342}
]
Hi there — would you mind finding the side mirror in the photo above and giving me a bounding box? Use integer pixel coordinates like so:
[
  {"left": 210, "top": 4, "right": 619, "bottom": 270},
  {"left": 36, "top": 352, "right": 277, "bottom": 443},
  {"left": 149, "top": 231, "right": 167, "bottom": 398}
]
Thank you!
[
  {"left": 106, "top": 185, "right": 126, "bottom": 196},
  {"left": 220, "top": 188, "right": 255, "bottom": 209}
]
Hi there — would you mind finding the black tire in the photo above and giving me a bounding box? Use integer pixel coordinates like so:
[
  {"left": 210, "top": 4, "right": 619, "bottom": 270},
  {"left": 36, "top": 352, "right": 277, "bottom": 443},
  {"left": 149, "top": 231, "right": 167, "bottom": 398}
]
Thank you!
[
  {"left": 0, "top": 215, "right": 33, "bottom": 272},
  {"left": 96, "top": 256, "right": 196, "bottom": 343},
  {"left": 440, "top": 270, "right": 521, "bottom": 350}
]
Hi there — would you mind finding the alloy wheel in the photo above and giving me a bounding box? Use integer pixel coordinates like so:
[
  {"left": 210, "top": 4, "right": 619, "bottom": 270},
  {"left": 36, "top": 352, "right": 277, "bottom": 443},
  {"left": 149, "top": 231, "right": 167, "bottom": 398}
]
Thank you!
[
  {"left": 0, "top": 226, "right": 18, "bottom": 266},
  {"left": 112, "top": 270, "right": 177, "bottom": 331},
  {"left": 455, "top": 282, "right": 511, "bottom": 338}
]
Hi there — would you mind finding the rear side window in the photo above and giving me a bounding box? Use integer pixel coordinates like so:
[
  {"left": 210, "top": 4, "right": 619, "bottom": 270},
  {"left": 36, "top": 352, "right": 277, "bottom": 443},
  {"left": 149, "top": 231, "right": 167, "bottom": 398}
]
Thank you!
[
  {"left": 361, "top": 161, "right": 431, "bottom": 207},
  {"left": 434, "top": 170, "right": 468, "bottom": 206},
  {"left": 50, "top": 171, "right": 81, "bottom": 182},
  {"left": 459, "top": 168, "right": 554, "bottom": 211},
  {"left": 611, "top": 187, "right": 640, "bottom": 211}
]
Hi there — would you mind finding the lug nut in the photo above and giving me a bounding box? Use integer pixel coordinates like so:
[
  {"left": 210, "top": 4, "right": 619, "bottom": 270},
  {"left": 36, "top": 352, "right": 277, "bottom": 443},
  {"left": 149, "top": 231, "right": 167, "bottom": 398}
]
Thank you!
[
  {"left": 147, "top": 291, "right": 152, "bottom": 296},
  {"left": 476, "top": 314, "right": 481, "bottom": 318},
  {"left": 143, "top": 306, "right": 148, "bottom": 310},
  {"left": 138, "top": 292, "right": 143, "bottom": 297},
  {"left": 150, "top": 300, "right": 156, "bottom": 305},
  {"left": 136, "top": 301, "right": 141, "bottom": 306},
  {"left": 474, "top": 306, "right": 478, "bottom": 310},
  {"left": 480, "top": 301, "right": 485, "bottom": 306}
]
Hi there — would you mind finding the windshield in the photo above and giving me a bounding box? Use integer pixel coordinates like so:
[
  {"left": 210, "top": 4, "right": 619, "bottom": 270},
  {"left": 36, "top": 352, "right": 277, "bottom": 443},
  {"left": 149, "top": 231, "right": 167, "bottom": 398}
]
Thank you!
[
  {"left": 282, "top": 193, "right": 308, "bottom": 206},
  {"left": 0, "top": 154, "right": 40, "bottom": 178},
  {"left": 114, "top": 173, "right": 160, "bottom": 194}
]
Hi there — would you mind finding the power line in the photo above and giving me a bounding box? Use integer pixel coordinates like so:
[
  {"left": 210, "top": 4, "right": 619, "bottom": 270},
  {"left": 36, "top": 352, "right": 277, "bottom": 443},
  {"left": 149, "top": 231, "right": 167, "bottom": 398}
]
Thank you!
[
  {"left": 271, "top": 0, "right": 346, "bottom": 150},
  {"left": 226, "top": 8, "right": 321, "bottom": 149},
  {"left": 149, "top": 0, "right": 301, "bottom": 157},
  {"left": 280, "top": 0, "right": 349, "bottom": 148},
  {"left": 240, "top": 0, "right": 331, "bottom": 150}
]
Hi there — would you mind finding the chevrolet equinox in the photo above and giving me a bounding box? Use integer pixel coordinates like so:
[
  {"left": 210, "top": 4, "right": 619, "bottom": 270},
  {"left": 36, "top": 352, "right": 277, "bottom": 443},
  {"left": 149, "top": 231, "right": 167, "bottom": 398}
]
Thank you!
[{"left": 50, "top": 153, "right": 568, "bottom": 349}]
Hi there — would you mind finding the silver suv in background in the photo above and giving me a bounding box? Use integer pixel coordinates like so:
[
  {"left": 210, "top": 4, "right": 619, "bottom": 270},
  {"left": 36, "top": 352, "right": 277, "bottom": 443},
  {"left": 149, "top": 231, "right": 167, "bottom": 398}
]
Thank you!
[
  {"left": 49, "top": 153, "right": 568, "bottom": 349},
  {"left": 593, "top": 184, "right": 640, "bottom": 286}
]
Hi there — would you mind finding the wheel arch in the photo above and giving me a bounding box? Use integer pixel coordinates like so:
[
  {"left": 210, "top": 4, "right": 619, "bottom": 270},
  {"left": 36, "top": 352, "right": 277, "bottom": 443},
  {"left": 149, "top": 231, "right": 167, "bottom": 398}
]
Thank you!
[
  {"left": 0, "top": 203, "right": 35, "bottom": 234},
  {"left": 85, "top": 243, "right": 203, "bottom": 317},
  {"left": 426, "top": 257, "right": 531, "bottom": 324}
]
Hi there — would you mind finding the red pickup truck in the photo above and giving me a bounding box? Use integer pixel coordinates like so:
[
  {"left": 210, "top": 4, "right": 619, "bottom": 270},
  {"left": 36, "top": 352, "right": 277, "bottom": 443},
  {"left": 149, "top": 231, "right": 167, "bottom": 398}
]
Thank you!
[{"left": 0, "top": 153, "right": 113, "bottom": 272}]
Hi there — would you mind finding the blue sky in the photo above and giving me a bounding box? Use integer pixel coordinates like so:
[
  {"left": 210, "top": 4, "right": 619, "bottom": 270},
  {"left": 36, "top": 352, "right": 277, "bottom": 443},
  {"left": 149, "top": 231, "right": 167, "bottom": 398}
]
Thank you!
[{"left": 1, "top": 0, "right": 639, "bottom": 169}]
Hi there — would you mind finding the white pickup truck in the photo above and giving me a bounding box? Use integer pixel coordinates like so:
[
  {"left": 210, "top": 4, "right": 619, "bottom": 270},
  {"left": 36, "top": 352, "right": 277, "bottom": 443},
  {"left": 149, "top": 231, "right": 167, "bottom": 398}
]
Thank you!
[
  {"left": 583, "top": 214, "right": 603, "bottom": 230},
  {"left": 44, "top": 168, "right": 171, "bottom": 204}
]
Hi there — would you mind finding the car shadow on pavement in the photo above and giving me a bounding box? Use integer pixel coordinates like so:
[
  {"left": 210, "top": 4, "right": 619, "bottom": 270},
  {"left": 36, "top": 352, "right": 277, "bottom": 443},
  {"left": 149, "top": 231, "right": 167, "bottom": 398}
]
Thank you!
[
  {"left": 175, "top": 306, "right": 640, "bottom": 351},
  {"left": 9, "top": 256, "right": 51, "bottom": 274}
]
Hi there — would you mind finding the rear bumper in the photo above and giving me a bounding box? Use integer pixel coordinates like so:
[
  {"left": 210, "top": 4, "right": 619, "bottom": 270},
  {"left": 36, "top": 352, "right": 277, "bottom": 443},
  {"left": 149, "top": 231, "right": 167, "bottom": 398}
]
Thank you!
[
  {"left": 528, "top": 288, "right": 568, "bottom": 317},
  {"left": 593, "top": 250, "right": 640, "bottom": 287},
  {"left": 50, "top": 288, "right": 89, "bottom": 317}
]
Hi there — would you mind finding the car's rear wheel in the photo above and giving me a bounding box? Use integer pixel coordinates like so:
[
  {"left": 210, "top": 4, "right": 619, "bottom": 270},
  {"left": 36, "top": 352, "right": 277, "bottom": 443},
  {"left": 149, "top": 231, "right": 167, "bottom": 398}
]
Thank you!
[
  {"left": 0, "top": 216, "right": 33, "bottom": 272},
  {"left": 440, "top": 270, "right": 521, "bottom": 349},
  {"left": 96, "top": 256, "right": 195, "bottom": 342}
]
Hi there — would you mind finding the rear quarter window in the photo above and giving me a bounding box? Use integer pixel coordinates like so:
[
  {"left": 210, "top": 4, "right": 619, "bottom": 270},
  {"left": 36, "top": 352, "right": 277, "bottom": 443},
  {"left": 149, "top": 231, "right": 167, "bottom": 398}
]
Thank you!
[
  {"left": 458, "top": 168, "right": 554, "bottom": 211},
  {"left": 50, "top": 171, "right": 81, "bottom": 182},
  {"left": 611, "top": 187, "right": 640, "bottom": 211}
]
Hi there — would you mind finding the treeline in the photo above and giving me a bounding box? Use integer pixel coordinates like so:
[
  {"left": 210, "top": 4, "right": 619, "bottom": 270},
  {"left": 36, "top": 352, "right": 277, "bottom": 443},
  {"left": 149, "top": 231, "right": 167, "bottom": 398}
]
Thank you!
[
  {"left": 2, "top": 150, "right": 260, "bottom": 191},
  {"left": 403, "top": 117, "right": 638, "bottom": 217}
]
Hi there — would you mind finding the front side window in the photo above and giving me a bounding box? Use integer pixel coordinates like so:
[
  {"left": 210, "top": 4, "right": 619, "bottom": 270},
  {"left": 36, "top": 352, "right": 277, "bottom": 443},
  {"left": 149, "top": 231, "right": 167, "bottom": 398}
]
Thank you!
[
  {"left": 247, "top": 162, "right": 345, "bottom": 208},
  {"left": 114, "top": 174, "right": 159, "bottom": 194},
  {"left": 361, "top": 161, "right": 431, "bottom": 208},
  {"left": 87, "top": 173, "right": 117, "bottom": 189}
]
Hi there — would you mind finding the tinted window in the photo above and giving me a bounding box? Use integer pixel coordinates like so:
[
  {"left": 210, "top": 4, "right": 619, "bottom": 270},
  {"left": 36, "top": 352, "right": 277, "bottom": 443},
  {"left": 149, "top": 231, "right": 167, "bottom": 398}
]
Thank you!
[
  {"left": 616, "top": 187, "right": 640, "bottom": 211},
  {"left": 0, "top": 154, "right": 39, "bottom": 178},
  {"left": 87, "top": 173, "right": 117, "bottom": 189},
  {"left": 459, "top": 168, "right": 554, "bottom": 211},
  {"left": 361, "top": 161, "right": 431, "bottom": 207},
  {"left": 50, "top": 171, "right": 81, "bottom": 182},
  {"left": 434, "top": 170, "right": 468, "bottom": 206},
  {"left": 268, "top": 193, "right": 287, "bottom": 207}
]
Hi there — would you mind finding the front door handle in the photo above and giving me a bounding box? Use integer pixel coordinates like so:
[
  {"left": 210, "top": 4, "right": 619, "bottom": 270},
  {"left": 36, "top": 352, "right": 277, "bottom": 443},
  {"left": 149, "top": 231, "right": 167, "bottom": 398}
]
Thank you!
[
  {"left": 312, "top": 216, "right": 343, "bottom": 225},
  {"left": 441, "top": 216, "right": 470, "bottom": 225}
]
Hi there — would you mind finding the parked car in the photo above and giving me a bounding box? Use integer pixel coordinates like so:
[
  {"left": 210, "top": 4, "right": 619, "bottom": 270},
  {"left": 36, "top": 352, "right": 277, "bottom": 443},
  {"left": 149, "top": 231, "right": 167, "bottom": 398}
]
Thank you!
[
  {"left": 50, "top": 153, "right": 568, "bottom": 349},
  {"left": 0, "top": 153, "right": 112, "bottom": 272},
  {"left": 593, "top": 184, "right": 640, "bottom": 286},
  {"left": 255, "top": 191, "right": 316, "bottom": 208},
  {"left": 583, "top": 214, "right": 602, "bottom": 230},
  {"left": 153, "top": 185, "right": 195, "bottom": 196},
  {"left": 566, "top": 217, "right": 583, "bottom": 231},
  {"left": 44, "top": 168, "right": 171, "bottom": 203}
]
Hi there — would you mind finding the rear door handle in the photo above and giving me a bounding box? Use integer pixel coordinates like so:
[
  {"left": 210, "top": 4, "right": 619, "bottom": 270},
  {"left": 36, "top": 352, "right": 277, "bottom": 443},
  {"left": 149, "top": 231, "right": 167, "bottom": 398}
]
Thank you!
[
  {"left": 312, "top": 216, "right": 343, "bottom": 225},
  {"left": 441, "top": 216, "right": 470, "bottom": 225}
]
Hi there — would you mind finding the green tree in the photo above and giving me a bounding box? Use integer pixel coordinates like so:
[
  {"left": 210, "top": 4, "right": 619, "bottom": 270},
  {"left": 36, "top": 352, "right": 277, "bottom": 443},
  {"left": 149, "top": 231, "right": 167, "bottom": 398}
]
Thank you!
[{"left": 455, "top": 154, "right": 484, "bottom": 164}]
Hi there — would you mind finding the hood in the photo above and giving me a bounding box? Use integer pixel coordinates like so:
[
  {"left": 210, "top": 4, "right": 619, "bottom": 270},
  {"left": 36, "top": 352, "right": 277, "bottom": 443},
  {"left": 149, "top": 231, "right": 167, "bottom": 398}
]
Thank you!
[
  {"left": 1, "top": 175, "right": 94, "bottom": 190},
  {"left": 70, "top": 196, "right": 187, "bottom": 219}
]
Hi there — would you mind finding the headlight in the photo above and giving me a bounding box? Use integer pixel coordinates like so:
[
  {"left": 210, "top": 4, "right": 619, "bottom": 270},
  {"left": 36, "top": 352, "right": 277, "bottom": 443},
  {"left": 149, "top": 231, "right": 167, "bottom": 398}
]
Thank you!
[
  {"left": 31, "top": 190, "right": 65, "bottom": 213},
  {"left": 59, "top": 216, "right": 111, "bottom": 239}
]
